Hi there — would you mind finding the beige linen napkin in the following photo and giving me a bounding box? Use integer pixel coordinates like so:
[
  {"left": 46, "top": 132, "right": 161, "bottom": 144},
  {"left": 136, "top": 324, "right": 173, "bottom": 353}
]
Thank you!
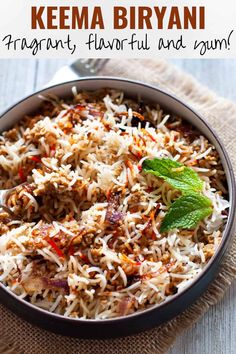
[{"left": 0, "top": 59, "right": 236, "bottom": 354}]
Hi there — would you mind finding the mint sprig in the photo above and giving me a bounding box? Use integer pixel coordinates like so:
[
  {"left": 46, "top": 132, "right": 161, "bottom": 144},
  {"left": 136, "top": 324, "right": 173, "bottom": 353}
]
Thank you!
[
  {"left": 142, "top": 158, "right": 213, "bottom": 232},
  {"left": 142, "top": 158, "right": 203, "bottom": 193},
  {"left": 160, "top": 193, "right": 212, "bottom": 232}
]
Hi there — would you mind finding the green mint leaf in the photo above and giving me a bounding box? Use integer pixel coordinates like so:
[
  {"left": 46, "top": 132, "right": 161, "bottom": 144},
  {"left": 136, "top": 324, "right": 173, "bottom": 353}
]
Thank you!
[
  {"left": 160, "top": 193, "right": 212, "bottom": 232},
  {"left": 142, "top": 158, "right": 203, "bottom": 193}
]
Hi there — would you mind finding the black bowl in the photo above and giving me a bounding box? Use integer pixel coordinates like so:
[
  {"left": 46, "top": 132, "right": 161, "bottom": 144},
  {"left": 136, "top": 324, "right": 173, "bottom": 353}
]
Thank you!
[{"left": 0, "top": 77, "right": 235, "bottom": 338}]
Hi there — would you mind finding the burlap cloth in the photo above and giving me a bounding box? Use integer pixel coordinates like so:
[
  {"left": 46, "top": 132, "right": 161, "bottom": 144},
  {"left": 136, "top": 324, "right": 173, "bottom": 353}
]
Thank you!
[{"left": 0, "top": 59, "right": 236, "bottom": 354}]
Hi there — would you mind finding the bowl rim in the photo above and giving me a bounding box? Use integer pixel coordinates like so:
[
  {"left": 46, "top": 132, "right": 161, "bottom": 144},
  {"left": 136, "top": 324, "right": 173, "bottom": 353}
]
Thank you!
[{"left": 0, "top": 76, "right": 235, "bottom": 325}]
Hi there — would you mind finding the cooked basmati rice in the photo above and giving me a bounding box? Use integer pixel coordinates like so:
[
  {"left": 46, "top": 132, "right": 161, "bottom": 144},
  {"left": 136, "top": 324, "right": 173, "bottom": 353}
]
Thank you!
[{"left": 0, "top": 89, "right": 229, "bottom": 319}]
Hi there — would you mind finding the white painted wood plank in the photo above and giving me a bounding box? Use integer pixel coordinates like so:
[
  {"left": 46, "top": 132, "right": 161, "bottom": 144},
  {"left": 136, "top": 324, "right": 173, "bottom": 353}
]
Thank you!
[
  {"left": 35, "top": 59, "right": 69, "bottom": 90},
  {"left": 169, "top": 283, "right": 236, "bottom": 354},
  {"left": 0, "top": 59, "right": 37, "bottom": 112},
  {"left": 170, "top": 59, "right": 236, "bottom": 101}
]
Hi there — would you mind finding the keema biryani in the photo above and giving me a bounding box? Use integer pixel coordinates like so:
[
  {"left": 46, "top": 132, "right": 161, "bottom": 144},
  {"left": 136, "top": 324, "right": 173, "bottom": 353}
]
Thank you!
[{"left": 0, "top": 89, "right": 229, "bottom": 319}]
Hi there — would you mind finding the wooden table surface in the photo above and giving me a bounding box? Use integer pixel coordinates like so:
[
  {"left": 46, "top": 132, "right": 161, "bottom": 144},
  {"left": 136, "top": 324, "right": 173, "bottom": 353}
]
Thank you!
[{"left": 0, "top": 59, "right": 235, "bottom": 354}]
